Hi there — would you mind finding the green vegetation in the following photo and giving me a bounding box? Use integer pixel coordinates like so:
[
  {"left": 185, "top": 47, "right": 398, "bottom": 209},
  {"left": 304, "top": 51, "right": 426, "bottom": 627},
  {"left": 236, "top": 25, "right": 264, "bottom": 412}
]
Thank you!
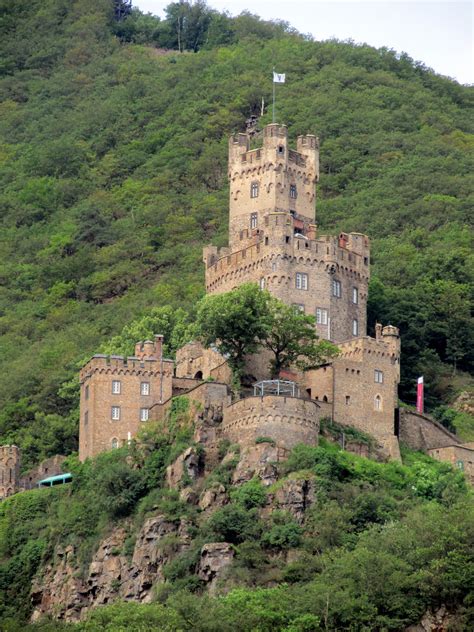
[
  {"left": 195, "top": 283, "right": 339, "bottom": 382},
  {"left": 0, "top": 0, "right": 472, "bottom": 460},
  {"left": 1, "top": 434, "right": 472, "bottom": 630}
]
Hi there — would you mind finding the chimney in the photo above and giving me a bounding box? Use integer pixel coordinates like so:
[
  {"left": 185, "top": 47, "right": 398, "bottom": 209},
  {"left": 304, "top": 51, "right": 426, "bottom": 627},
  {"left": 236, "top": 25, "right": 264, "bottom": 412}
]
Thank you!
[{"left": 375, "top": 323, "right": 383, "bottom": 341}]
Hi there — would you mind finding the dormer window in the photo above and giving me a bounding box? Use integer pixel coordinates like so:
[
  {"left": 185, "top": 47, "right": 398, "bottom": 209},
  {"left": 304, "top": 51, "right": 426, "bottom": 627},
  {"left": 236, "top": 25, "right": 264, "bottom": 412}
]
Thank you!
[
  {"left": 290, "top": 184, "right": 297, "bottom": 199},
  {"left": 250, "top": 182, "right": 259, "bottom": 198}
]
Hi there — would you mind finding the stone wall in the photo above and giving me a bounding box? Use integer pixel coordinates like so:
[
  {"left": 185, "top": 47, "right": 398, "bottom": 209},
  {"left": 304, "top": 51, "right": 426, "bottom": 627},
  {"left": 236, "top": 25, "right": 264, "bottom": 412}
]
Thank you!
[
  {"left": 20, "top": 455, "right": 66, "bottom": 491},
  {"left": 399, "top": 409, "right": 461, "bottom": 451},
  {"left": 227, "top": 124, "right": 319, "bottom": 250},
  {"left": 428, "top": 445, "right": 474, "bottom": 484},
  {"left": 222, "top": 395, "right": 320, "bottom": 450},
  {"left": 0, "top": 445, "right": 20, "bottom": 499},
  {"left": 175, "top": 342, "right": 231, "bottom": 383},
  {"left": 79, "top": 352, "right": 174, "bottom": 461},
  {"left": 204, "top": 224, "right": 370, "bottom": 344}
]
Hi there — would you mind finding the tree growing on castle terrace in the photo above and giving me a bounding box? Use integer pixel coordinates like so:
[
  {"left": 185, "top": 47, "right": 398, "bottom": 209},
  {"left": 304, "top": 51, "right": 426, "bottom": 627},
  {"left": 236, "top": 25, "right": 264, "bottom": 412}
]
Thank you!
[
  {"left": 264, "top": 297, "right": 339, "bottom": 378},
  {"left": 195, "top": 283, "right": 271, "bottom": 381},
  {"left": 195, "top": 283, "right": 338, "bottom": 383}
]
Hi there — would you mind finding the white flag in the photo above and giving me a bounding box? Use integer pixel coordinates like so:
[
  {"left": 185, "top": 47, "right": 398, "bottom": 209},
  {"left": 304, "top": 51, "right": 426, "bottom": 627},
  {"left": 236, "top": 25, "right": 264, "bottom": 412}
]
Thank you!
[{"left": 273, "top": 71, "right": 285, "bottom": 83}]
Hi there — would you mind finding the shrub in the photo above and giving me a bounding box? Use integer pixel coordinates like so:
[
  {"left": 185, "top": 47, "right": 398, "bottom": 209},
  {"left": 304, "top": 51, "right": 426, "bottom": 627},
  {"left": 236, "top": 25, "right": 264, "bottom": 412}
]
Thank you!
[{"left": 230, "top": 479, "right": 267, "bottom": 510}]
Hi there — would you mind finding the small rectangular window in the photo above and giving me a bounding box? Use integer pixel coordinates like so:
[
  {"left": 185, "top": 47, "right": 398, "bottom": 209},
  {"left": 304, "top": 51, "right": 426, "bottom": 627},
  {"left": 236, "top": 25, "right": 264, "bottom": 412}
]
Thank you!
[
  {"left": 250, "top": 212, "right": 258, "bottom": 228},
  {"left": 290, "top": 184, "right": 297, "bottom": 199},
  {"left": 352, "top": 287, "right": 358, "bottom": 304},
  {"left": 85, "top": 384, "right": 89, "bottom": 400},
  {"left": 112, "top": 380, "right": 121, "bottom": 395},
  {"left": 352, "top": 319, "right": 359, "bottom": 336},
  {"left": 259, "top": 277, "right": 266, "bottom": 290},
  {"left": 140, "top": 408, "right": 149, "bottom": 422},
  {"left": 375, "top": 370, "right": 384, "bottom": 384},
  {"left": 141, "top": 382, "right": 150, "bottom": 396},
  {"left": 296, "top": 272, "right": 308, "bottom": 290},
  {"left": 84, "top": 411, "right": 88, "bottom": 426},
  {"left": 332, "top": 280, "right": 341, "bottom": 298},
  {"left": 345, "top": 396, "right": 350, "bottom": 405},
  {"left": 111, "top": 406, "right": 121, "bottom": 421},
  {"left": 316, "top": 308, "right": 328, "bottom": 325},
  {"left": 250, "top": 182, "right": 259, "bottom": 198}
]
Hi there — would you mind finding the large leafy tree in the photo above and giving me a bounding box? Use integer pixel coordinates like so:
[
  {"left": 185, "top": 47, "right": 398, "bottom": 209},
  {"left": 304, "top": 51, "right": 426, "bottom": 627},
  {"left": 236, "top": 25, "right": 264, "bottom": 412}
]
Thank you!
[
  {"left": 264, "top": 298, "right": 339, "bottom": 378},
  {"left": 195, "top": 283, "right": 271, "bottom": 376}
]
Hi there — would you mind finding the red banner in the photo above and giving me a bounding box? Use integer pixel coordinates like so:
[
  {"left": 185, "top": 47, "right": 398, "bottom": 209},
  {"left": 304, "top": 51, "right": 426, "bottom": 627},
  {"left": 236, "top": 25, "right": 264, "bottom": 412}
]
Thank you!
[{"left": 416, "top": 377, "right": 424, "bottom": 414}]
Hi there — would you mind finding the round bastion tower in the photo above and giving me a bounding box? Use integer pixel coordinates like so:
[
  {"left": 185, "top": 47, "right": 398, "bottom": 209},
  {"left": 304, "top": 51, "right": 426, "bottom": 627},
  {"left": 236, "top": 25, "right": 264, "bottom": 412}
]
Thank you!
[{"left": 204, "top": 123, "right": 370, "bottom": 344}]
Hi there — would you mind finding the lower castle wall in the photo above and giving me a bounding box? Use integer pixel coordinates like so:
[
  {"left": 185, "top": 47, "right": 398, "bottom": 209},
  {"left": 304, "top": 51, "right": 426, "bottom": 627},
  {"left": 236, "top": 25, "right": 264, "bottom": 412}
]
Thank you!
[
  {"left": 399, "top": 410, "right": 461, "bottom": 451},
  {"left": 222, "top": 395, "right": 320, "bottom": 450},
  {"left": 428, "top": 445, "right": 474, "bottom": 484},
  {"left": 20, "top": 455, "right": 66, "bottom": 491}
]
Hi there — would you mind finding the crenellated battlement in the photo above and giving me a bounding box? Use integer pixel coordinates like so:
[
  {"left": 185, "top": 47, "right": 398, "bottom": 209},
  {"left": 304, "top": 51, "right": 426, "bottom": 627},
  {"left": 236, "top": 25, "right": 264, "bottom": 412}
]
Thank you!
[
  {"left": 79, "top": 354, "right": 174, "bottom": 384},
  {"left": 204, "top": 225, "right": 370, "bottom": 295}
]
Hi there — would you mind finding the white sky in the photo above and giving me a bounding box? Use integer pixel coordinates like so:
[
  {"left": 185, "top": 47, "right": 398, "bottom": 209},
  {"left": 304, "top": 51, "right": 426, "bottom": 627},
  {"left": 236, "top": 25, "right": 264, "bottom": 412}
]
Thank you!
[{"left": 133, "top": 0, "right": 473, "bottom": 85}]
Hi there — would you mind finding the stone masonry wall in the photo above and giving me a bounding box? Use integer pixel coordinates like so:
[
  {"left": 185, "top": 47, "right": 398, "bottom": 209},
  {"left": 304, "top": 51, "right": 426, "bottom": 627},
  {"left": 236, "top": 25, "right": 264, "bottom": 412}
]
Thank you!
[
  {"left": 222, "top": 395, "right": 320, "bottom": 450},
  {"left": 399, "top": 409, "right": 461, "bottom": 451},
  {"left": 79, "top": 354, "right": 174, "bottom": 461},
  {"left": 428, "top": 445, "right": 474, "bottom": 484},
  {"left": 0, "top": 445, "right": 20, "bottom": 499},
  {"left": 227, "top": 125, "right": 319, "bottom": 250}
]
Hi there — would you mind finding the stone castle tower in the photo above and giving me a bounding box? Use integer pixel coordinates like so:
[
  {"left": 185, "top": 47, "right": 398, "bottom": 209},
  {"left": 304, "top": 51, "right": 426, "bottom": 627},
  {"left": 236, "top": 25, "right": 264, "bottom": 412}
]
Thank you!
[
  {"left": 0, "top": 445, "right": 21, "bottom": 499},
  {"left": 204, "top": 124, "right": 370, "bottom": 344}
]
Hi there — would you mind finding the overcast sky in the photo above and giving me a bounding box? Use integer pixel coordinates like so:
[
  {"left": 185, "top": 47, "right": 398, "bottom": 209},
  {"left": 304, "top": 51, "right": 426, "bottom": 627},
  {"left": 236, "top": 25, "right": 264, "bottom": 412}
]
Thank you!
[{"left": 133, "top": 0, "right": 473, "bottom": 85}]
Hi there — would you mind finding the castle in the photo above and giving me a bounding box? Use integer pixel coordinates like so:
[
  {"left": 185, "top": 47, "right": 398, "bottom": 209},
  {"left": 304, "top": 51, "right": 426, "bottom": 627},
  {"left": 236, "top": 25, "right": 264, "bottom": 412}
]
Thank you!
[{"left": 2, "top": 124, "right": 472, "bottom": 499}]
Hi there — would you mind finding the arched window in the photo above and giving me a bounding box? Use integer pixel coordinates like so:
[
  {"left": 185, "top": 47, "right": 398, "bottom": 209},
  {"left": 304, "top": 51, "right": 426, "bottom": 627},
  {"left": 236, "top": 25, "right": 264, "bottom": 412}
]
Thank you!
[
  {"left": 323, "top": 395, "right": 328, "bottom": 403},
  {"left": 194, "top": 370, "right": 203, "bottom": 380},
  {"left": 250, "top": 182, "right": 259, "bottom": 198},
  {"left": 111, "top": 438, "right": 119, "bottom": 449},
  {"left": 374, "top": 395, "right": 382, "bottom": 411}
]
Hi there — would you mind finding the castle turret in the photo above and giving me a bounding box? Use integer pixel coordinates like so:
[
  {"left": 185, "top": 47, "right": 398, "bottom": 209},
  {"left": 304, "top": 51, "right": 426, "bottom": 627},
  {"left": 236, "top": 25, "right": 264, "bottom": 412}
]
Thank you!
[{"left": 0, "top": 445, "right": 20, "bottom": 499}]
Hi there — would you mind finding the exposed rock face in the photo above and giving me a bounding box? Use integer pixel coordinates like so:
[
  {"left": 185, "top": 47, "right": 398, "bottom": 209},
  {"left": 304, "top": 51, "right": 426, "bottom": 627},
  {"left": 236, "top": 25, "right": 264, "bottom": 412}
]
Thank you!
[
  {"left": 166, "top": 447, "right": 201, "bottom": 489},
  {"left": 31, "top": 545, "right": 88, "bottom": 622},
  {"left": 31, "top": 515, "right": 190, "bottom": 622},
  {"left": 199, "top": 484, "right": 229, "bottom": 514},
  {"left": 267, "top": 477, "right": 316, "bottom": 524},
  {"left": 405, "top": 606, "right": 455, "bottom": 631},
  {"left": 198, "top": 543, "right": 234, "bottom": 594},
  {"left": 232, "top": 444, "right": 289, "bottom": 486}
]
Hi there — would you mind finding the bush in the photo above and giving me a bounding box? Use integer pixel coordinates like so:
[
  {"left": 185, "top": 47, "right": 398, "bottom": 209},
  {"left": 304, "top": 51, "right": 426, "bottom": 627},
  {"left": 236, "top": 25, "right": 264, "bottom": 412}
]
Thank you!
[
  {"left": 230, "top": 479, "right": 267, "bottom": 510},
  {"left": 207, "top": 505, "right": 263, "bottom": 544}
]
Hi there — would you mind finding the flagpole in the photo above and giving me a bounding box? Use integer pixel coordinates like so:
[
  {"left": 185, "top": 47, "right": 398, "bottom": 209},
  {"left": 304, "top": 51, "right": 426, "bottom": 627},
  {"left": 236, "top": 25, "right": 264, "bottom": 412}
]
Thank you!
[{"left": 272, "top": 67, "right": 276, "bottom": 123}]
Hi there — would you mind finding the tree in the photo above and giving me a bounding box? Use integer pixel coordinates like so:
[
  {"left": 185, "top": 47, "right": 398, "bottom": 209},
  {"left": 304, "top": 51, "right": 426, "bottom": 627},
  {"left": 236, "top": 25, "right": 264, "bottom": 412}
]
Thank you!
[
  {"left": 264, "top": 298, "right": 339, "bottom": 378},
  {"left": 195, "top": 283, "right": 271, "bottom": 378}
]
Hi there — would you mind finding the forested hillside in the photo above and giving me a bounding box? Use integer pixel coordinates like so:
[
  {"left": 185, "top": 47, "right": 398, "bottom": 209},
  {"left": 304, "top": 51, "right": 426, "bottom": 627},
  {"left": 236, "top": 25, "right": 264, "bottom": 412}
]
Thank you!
[{"left": 0, "top": 0, "right": 473, "bottom": 466}]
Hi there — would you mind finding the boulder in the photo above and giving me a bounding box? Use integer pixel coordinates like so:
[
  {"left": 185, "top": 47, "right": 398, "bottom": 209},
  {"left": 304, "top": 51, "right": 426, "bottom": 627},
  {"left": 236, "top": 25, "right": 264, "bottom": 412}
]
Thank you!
[{"left": 198, "top": 543, "right": 234, "bottom": 594}]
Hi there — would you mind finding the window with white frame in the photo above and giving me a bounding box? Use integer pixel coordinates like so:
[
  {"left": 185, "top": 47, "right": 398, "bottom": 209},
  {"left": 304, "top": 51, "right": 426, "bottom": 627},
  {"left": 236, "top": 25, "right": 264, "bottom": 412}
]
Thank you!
[
  {"left": 140, "top": 408, "right": 149, "bottom": 422},
  {"left": 141, "top": 382, "right": 150, "bottom": 396},
  {"left": 259, "top": 277, "right": 266, "bottom": 290},
  {"left": 112, "top": 380, "right": 121, "bottom": 395},
  {"left": 290, "top": 184, "right": 297, "bottom": 199},
  {"left": 374, "top": 395, "right": 382, "bottom": 411},
  {"left": 296, "top": 272, "right": 308, "bottom": 290},
  {"left": 352, "top": 319, "right": 359, "bottom": 336},
  {"left": 332, "top": 279, "right": 341, "bottom": 298},
  {"left": 250, "top": 182, "right": 259, "bottom": 198},
  {"left": 375, "top": 370, "right": 384, "bottom": 384},
  {"left": 250, "top": 212, "right": 258, "bottom": 228},
  {"left": 316, "top": 308, "right": 328, "bottom": 325},
  {"left": 111, "top": 438, "right": 119, "bottom": 449},
  {"left": 352, "top": 287, "right": 359, "bottom": 304},
  {"left": 111, "top": 406, "right": 121, "bottom": 421}
]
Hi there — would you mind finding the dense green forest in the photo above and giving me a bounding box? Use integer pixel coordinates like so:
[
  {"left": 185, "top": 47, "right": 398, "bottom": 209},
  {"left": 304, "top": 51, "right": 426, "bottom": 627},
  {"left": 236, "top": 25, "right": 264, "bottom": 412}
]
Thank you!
[{"left": 0, "top": 0, "right": 473, "bottom": 467}]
